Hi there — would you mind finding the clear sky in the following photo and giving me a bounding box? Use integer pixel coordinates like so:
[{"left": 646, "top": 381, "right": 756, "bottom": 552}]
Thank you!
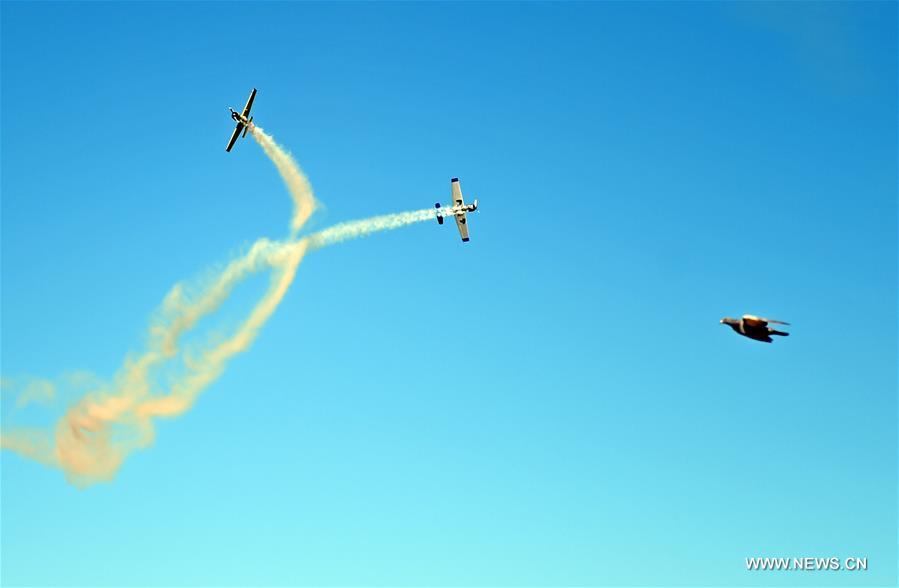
[{"left": 1, "top": 2, "right": 896, "bottom": 586}]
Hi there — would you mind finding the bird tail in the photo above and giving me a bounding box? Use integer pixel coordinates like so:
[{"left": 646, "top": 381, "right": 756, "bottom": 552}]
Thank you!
[{"left": 770, "top": 329, "right": 789, "bottom": 337}]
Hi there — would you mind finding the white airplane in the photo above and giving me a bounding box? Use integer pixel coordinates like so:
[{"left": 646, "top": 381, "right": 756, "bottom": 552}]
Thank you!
[
  {"left": 225, "top": 88, "right": 256, "bottom": 152},
  {"left": 435, "top": 178, "right": 478, "bottom": 242}
]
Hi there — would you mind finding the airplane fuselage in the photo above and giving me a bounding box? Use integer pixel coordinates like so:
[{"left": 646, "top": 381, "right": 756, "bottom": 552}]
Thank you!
[
  {"left": 447, "top": 200, "right": 478, "bottom": 216},
  {"left": 230, "top": 108, "right": 250, "bottom": 126},
  {"left": 437, "top": 201, "right": 477, "bottom": 221}
]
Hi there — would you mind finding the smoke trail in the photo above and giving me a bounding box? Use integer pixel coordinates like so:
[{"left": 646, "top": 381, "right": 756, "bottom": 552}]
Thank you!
[
  {"left": 1, "top": 125, "right": 452, "bottom": 487},
  {"left": 2, "top": 241, "right": 310, "bottom": 486},
  {"left": 306, "top": 208, "right": 438, "bottom": 250},
  {"left": 250, "top": 125, "right": 316, "bottom": 235}
]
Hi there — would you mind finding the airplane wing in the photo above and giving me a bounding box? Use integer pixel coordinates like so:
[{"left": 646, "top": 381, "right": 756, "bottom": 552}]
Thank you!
[
  {"left": 454, "top": 211, "right": 470, "bottom": 242},
  {"left": 225, "top": 122, "right": 244, "bottom": 152},
  {"left": 241, "top": 88, "right": 257, "bottom": 118},
  {"left": 451, "top": 177, "right": 463, "bottom": 206}
]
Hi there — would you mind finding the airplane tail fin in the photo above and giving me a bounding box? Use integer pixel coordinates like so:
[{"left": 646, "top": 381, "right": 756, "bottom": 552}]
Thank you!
[
  {"left": 435, "top": 202, "right": 444, "bottom": 225},
  {"left": 770, "top": 329, "right": 789, "bottom": 337},
  {"left": 242, "top": 118, "right": 253, "bottom": 138}
]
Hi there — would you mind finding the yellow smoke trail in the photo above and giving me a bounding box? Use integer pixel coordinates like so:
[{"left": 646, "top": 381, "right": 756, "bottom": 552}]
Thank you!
[
  {"left": 0, "top": 126, "right": 446, "bottom": 487},
  {"left": 251, "top": 125, "right": 316, "bottom": 234},
  {"left": 1, "top": 128, "right": 313, "bottom": 486}
]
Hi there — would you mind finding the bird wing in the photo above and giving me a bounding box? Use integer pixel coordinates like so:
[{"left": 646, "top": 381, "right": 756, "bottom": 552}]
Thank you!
[
  {"left": 766, "top": 318, "right": 790, "bottom": 325},
  {"left": 743, "top": 314, "right": 790, "bottom": 327}
]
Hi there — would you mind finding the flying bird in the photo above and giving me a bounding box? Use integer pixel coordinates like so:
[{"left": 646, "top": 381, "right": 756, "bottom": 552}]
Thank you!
[{"left": 720, "top": 314, "right": 790, "bottom": 343}]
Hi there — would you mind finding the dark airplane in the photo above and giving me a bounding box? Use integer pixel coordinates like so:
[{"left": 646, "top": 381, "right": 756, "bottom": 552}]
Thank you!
[{"left": 226, "top": 88, "right": 256, "bottom": 152}]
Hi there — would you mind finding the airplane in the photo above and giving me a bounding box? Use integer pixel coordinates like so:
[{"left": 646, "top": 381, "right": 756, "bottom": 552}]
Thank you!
[
  {"left": 435, "top": 178, "right": 478, "bottom": 242},
  {"left": 225, "top": 88, "right": 257, "bottom": 152}
]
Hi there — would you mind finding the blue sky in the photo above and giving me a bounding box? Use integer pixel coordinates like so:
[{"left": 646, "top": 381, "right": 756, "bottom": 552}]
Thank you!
[{"left": 1, "top": 2, "right": 896, "bottom": 586}]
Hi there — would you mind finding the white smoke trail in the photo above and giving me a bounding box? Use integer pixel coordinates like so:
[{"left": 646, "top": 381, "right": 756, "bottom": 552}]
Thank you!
[{"left": 306, "top": 208, "right": 439, "bottom": 250}]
